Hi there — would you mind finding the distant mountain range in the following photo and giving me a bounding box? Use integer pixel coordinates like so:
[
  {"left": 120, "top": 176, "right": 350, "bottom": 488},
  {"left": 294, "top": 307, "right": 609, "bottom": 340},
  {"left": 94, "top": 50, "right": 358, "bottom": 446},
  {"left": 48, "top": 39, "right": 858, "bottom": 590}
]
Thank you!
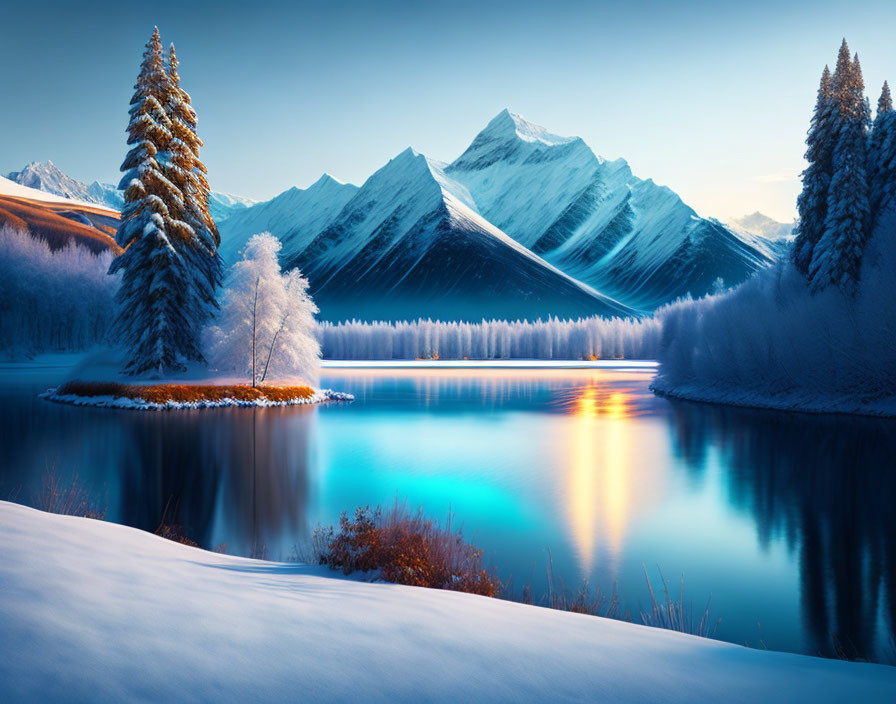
[
  {"left": 729, "top": 211, "right": 796, "bottom": 241},
  {"left": 5, "top": 113, "right": 783, "bottom": 321},
  {"left": 220, "top": 111, "right": 778, "bottom": 320},
  {"left": 6, "top": 161, "right": 256, "bottom": 223}
]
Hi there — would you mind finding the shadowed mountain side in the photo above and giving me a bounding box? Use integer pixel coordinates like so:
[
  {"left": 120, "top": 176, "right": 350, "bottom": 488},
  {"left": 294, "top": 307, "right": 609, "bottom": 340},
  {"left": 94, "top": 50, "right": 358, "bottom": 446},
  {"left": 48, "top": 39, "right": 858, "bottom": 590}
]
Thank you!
[{"left": 294, "top": 204, "right": 633, "bottom": 322}]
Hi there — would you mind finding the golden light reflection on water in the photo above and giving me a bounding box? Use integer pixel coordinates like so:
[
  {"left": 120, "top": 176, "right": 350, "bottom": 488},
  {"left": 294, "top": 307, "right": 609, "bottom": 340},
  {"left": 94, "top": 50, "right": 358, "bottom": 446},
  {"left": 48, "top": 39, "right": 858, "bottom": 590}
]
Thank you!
[
  {"left": 567, "top": 382, "right": 636, "bottom": 574},
  {"left": 322, "top": 366, "right": 664, "bottom": 577}
]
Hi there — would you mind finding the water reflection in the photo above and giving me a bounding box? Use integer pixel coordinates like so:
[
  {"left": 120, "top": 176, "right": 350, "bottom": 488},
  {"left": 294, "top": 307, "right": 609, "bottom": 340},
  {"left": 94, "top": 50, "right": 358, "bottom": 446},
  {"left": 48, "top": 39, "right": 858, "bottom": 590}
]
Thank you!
[
  {"left": 567, "top": 386, "right": 631, "bottom": 570},
  {"left": 3, "top": 396, "right": 315, "bottom": 559},
  {"left": 667, "top": 400, "right": 896, "bottom": 661},
  {"left": 2, "top": 366, "right": 895, "bottom": 662}
]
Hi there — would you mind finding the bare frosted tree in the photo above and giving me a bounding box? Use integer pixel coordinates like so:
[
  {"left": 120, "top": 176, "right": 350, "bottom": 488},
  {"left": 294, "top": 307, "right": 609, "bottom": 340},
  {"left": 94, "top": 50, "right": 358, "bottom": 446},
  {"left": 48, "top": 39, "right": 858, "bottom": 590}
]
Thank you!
[{"left": 205, "top": 233, "right": 320, "bottom": 386}]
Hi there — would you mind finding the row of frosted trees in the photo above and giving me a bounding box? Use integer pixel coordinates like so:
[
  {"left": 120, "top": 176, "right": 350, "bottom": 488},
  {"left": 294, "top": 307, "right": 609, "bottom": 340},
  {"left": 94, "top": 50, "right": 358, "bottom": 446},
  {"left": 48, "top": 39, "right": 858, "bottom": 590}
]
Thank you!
[
  {"left": 0, "top": 226, "right": 117, "bottom": 357},
  {"left": 319, "top": 316, "right": 661, "bottom": 361},
  {"left": 793, "top": 39, "right": 896, "bottom": 292}
]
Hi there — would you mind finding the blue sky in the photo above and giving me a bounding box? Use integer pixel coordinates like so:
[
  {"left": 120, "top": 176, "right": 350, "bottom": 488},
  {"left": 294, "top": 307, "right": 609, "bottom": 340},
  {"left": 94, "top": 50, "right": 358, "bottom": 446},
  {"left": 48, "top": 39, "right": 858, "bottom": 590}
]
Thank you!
[{"left": 2, "top": 0, "right": 895, "bottom": 222}]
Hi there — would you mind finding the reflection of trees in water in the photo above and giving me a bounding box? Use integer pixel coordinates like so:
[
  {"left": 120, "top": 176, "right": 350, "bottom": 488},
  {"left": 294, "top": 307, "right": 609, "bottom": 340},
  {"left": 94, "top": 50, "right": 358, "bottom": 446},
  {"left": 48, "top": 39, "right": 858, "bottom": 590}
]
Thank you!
[
  {"left": 667, "top": 400, "right": 896, "bottom": 661},
  {"left": 116, "top": 405, "right": 315, "bottom": 558},
  {"left": 3, "top": 386, "right": 317, "bottom": 559}
]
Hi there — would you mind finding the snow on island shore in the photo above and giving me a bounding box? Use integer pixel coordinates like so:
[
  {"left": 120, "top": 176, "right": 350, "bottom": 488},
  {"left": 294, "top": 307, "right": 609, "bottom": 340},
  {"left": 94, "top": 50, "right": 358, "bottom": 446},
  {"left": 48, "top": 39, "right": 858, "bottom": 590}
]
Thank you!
[
  {"left": 33, "top": 351, "right": 352, "bottom": 410},
  {"left": 2, "top": 502, "right": 894, "bottom": 703},
  {"left": 41, "top": 380, "right": 352, "bottom": 410}
]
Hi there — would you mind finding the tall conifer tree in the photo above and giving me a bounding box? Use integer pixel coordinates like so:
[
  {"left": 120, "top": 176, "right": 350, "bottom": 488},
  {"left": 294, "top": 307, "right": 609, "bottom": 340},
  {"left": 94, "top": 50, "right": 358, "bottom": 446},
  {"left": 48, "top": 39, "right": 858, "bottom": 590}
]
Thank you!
[
  {"left": 810, "top": 43, "right": 872, "bottom": 292},
  {"left": 163, "top": 44, "right": 222, "bottom": 338},
  {"left": 793, "top": 64, "right": 836, "bottom": 274},
  {"left": 109, "top": 27, "right": 200, "bottom": 374},
  {"left": 868, "top": 81, "right": 896, "bottom": 221}
]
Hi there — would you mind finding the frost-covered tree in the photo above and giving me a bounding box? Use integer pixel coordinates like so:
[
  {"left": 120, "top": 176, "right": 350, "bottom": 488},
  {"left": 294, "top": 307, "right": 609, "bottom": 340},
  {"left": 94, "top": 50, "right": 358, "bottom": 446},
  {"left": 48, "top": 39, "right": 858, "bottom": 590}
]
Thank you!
[
  {"left": 810, "top": 44, "right": 872, "bottom": 292},
  {"left": 869, "top": 81, "right": 896, "bottom": 222},
  {"left": 0, "top": 225, "right": 118, "bottom": 357},
  {"left": 793, "top": 65, "right": 837, "bottom": 275},
  {"left": 110, "top": 27, "right": 200, "bottom": 374},
  {"left": 317, "top": 315, "right": 661, "bottom": 361},
  {"left": 163, "top": 43, "right": 222, "bottom": 329},
  {"left": 205, "top": 233, "right": 320, "bottom": 386}
]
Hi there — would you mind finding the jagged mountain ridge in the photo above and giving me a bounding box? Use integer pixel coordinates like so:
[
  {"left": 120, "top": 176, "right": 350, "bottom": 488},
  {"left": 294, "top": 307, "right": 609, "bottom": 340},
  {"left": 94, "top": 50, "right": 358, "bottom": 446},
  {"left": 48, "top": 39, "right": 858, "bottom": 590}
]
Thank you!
[
  {"left": 217, "top": 174, "right": 358, "bottom": 265},
  {"left": 283, "top": 148, "right": 634, "bottom": 321},
  {"left": 446, "top": 110, "right": 775, "bottom": 309}
]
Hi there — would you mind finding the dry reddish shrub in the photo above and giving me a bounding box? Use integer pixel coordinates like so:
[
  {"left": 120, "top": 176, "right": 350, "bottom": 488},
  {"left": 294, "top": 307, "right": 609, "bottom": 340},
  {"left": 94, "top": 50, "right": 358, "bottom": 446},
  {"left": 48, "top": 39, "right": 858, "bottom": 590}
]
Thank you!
[
  {"left": 36, "top": 471, "right": 106, "bottom": 520},
  {"left": 318, "top": 504, "right": 500, "bottom": 597},
  {"left": 155, "top": 523, "right": 199, "bottom": 547},
  {"left": 56, "top": 380, "right": 315, "bottom": 404}
]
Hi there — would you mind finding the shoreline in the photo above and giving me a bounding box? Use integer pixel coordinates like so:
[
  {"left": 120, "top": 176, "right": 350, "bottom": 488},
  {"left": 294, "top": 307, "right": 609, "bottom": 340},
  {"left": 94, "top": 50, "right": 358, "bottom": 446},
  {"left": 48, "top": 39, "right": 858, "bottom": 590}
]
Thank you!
[{"left": 651, "top": 378, "right": 896, "bottom": 419}]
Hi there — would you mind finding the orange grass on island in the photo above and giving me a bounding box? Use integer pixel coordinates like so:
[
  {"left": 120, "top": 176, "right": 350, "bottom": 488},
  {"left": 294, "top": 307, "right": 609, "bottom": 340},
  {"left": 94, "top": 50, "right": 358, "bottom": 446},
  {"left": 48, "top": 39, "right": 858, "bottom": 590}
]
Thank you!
[{"left": 55, "top": 380, "right": 316, "bottom": 404}]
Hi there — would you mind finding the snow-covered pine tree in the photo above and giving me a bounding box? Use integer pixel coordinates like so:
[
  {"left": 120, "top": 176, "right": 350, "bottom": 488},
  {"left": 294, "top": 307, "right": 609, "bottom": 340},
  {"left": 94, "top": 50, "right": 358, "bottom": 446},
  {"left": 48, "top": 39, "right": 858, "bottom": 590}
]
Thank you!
[
  {"left": 109, "top": 27, "right": 200, "bottom": 374},
  {"left": 793, "top": 65, "right": 837, "bottom": 275},
  {"left": 163, "top": 43, "right": 222, "bottom": 340},
  {"left": 868, "top": 81, "right": 896, "bottom": 222},
  {"left": 810, "top": 43, "right": 872, "bottom": 292}
]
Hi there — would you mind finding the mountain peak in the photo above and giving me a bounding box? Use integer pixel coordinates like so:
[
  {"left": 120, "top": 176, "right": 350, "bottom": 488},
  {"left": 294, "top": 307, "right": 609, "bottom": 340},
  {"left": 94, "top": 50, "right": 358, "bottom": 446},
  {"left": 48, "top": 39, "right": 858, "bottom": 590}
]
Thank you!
[
  {"left": 308, "top": 172, "right": 348, "bottom": 191},
  {"left": 484, "top": 109, "right": 578, "bottom": 147},
  {"left": 730, "top": 212, "right": 796, "bottom": 241}
]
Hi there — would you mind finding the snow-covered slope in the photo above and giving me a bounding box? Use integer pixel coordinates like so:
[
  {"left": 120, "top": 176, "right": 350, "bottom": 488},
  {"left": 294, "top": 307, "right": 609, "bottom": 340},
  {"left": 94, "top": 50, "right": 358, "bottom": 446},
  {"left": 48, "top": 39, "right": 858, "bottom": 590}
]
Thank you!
[
  {"left": 0, "top": 175, "right": 120, "bottom": 253},
  {"left": 217, "top": 174, "right": 358, "bottom": 264},
  {"left": 2, "top": 502, "right": 894, "bottom": 703},
  {"left": 447, "top": 111, "right": 776, "bottom": 310},
  {"left": 207, "top": 191, "right": 257, "bottom": 221},
  {"left": 0, "top": 173, "right": 116, "bottom": 213},
  {"left": 6, "top": 162, "right": 255, "bottom": 222},
  {"left": 285, "top": 148, "right": 634, "bottom": 321}
]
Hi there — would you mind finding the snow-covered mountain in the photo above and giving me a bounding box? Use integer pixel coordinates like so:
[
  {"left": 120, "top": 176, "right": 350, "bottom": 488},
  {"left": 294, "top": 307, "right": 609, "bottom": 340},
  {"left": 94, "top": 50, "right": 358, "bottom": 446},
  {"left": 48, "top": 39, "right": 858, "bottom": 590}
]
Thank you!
[
  {"left": 282, "top": 148, "right": 634, "bottom": 322},
  {"left": 446, "top": 110, "right": 775, "bottom": 310},
  {"left": 217, "top": 174, "right": 358, "bottom": 264},
  {"left": 220, "top": 110, "right": 778, "bottom": 319},
  {"left": 6, "top": 161, "right": 104, "bottom": 206},
  {"left": 730, "top": 212, "right": 796, "bottom": 241},
  {"left": 6, "top": 162, "right": 256, "bottom": 223}
]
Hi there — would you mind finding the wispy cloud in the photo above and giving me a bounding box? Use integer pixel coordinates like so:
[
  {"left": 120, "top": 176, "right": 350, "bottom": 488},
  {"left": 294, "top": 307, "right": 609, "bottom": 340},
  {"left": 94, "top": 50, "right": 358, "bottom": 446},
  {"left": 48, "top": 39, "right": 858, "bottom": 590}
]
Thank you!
[{"left": 755, "top": 167, "right": 802, "bottom": 184}]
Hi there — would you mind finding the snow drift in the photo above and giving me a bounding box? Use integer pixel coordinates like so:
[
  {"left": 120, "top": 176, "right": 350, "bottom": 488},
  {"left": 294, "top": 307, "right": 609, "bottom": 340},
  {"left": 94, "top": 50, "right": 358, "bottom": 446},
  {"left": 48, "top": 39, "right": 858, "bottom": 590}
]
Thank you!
[{"left": 2, "top": 501, "right": 894, "bottom": 703}]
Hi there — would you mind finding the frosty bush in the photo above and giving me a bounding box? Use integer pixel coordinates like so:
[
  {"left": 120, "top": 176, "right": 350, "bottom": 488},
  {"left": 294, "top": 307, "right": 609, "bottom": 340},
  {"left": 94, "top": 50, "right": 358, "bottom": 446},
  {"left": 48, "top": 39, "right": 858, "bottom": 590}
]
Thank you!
[
  {"left": 653, "top": 211, "right": 896, "bottom": 410},
  {"left": 0, "top": 225, "right": 117, "bottom": 358},
  {"left": 205, "top": 233, "right": 320, "bottom": 385}
]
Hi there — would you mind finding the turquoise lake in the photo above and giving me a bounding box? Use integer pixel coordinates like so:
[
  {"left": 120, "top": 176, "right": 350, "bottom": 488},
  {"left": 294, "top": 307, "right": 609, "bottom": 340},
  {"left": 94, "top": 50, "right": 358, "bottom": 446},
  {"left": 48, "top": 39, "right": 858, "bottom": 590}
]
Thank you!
[{"left": 2, "top": 361, "right": 894, "bottom": 663}]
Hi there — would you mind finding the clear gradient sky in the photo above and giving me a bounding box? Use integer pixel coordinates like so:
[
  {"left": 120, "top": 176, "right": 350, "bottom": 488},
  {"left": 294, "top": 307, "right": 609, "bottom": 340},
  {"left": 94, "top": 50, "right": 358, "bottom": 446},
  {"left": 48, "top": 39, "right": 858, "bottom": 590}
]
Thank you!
[{"left": 2, "top": 0, "right": 895, "bottom": 222}]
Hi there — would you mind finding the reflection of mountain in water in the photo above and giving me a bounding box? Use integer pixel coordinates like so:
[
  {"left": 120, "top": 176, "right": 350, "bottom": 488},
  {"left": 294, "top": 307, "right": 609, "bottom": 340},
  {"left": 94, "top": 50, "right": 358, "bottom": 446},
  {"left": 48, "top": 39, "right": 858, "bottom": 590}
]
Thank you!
[{"left": 667, "top": 400, "right": 896, "bottom": 661}]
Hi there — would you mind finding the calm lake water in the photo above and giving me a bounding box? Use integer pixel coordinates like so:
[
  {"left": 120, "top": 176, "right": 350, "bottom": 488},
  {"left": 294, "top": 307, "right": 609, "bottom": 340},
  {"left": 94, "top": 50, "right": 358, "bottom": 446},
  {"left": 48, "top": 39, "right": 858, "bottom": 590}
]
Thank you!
[{"left": 2, "top": 360, "right": 895, "bottom": 662}]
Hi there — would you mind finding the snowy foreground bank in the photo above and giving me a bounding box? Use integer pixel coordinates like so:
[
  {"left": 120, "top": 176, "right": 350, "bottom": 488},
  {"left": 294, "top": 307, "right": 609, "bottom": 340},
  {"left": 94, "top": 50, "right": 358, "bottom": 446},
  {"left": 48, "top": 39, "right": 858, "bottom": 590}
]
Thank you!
[{"left": 2, "top": 503, "right": 893, "bottom": 703}]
